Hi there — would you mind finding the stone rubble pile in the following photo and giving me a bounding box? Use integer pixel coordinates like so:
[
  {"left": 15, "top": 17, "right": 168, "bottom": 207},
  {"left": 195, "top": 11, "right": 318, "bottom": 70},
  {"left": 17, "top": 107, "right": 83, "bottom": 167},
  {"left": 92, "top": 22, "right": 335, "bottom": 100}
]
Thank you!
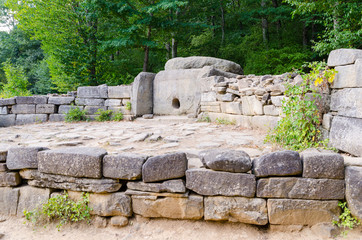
[{"left": 0, "top": 146, "right": 360, "bottom": 227}]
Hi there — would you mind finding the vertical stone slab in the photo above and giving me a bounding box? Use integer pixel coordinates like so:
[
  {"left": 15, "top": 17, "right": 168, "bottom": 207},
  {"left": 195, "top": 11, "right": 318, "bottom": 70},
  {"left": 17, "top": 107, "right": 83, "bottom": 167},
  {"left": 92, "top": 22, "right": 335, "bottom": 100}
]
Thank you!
[
  {"left": 131, "top": 72, "right": 156, "bottom": 117},
  {"left": 17, "top": 185, "right": 52, "bottom": 217},
  {"left": 345, "top": 166, "right": 362, "bottom": 220},
  {"left": 0, "top": 187, "right": 19, "bottom": 216}
]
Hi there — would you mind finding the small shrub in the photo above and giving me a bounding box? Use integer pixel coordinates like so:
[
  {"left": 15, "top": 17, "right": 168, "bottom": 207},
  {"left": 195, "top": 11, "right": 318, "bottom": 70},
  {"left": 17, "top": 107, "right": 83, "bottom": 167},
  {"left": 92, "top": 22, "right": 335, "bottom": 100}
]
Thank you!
[
  {"left": 24, "top": 191, "right": 92, "bottom": 231},
  {"left": 215, "top": 118, "right": 236, "bottom": 125},
  {"left": 64, "top": 105, "right": 88, "bottom": 122},
  {"left": 197, "top": 114, "right": 211, "bottom": 123},
  {"left": 333, "top": 201, "right": 361, "bottom": 237},
  {"left": 112, "top": 111, "right": 124, "bottom": 121},
  {"left": 0, "top": 60, "right": 31, "bottom": 98},
  {"left": 95, "top": 109, "right": 113, "bottom": 122},
  {"left": 125, "top": 101, "right": 131, "bottom": 111}
]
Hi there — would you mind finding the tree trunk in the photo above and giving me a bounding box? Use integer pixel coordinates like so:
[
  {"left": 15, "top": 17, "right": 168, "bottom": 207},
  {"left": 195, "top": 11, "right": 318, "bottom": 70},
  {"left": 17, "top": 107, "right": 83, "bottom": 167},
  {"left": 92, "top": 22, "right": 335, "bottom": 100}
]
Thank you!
[
  {"left": 272, "top": 0, "right": 281, "bottom": 45},
  {"left": 143, "top": 25, "right": 151, "bottom": 72},
  {"left": 165, "top": 42, "right": 171, "bottom": 60},
  {"left": 172, "top": 38, "right": 178, "bottom": 58},
  {"left": 261, "top": 0, "right": 268, "bottom": 49},
  {"left": 89, "top": 19, "right": 98, "bottom": 86},
  {"left": 220, "top": 0, "right": 225, "bottom": 45},
  {"left": 302, "top": 22, "right": 308, "bottom": 49}
]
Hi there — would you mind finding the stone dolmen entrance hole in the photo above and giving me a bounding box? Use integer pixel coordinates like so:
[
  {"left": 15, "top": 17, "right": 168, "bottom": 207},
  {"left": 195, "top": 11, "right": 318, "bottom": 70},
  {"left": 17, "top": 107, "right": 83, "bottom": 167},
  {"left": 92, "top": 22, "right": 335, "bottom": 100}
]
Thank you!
[{"left": 172, "top": 98, "right": 180, "bottom": 109}]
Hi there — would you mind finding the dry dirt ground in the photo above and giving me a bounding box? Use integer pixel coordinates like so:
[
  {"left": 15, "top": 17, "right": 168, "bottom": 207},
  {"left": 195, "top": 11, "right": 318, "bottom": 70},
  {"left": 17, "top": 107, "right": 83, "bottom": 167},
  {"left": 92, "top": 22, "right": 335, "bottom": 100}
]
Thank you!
[{"left": 0, "top": 117, "right": 361, "bottom": 240}]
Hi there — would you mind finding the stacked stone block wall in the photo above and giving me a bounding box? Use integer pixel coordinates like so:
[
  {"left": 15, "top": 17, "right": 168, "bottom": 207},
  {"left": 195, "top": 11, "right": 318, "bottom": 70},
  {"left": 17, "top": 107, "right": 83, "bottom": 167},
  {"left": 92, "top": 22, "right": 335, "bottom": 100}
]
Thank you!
[{"left": 0, "top": 146, "right": 361, "bottom": 227}]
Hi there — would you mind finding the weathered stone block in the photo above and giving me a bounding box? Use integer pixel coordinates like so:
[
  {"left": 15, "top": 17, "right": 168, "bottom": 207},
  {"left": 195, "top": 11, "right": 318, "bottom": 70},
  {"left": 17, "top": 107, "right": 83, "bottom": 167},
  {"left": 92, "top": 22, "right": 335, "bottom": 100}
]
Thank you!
[
  {"left": 0, "top": 187, "right": 19, "bottom": 215},
  {"left": 201, "top": 92, "right": 217, "bottom": 102},
  {"left": 268, "top": 199, "right": 340, "bottom": 225},
  {"left": 263, "top": 105, "right": 280, "bottom": 116},
  {"left": 301, "top": 152, "right": 344, "bottom": 179},
  {"left": 329, "top": 116, "right": 362, "bottom": 157},
  {"left": 221, "top": 93, "right": 235, "bottom": 102},
  {"left": 204, "top": 196, "right": 268, "bottom": 225},
  {"left": 199, "top": 149, "right": 251, "bottom": 173},
  {"left": 253, "top": 151, "right": 302, "bottom": 177},
  {"left": 327, "top": 48, "right": 362, "bottom": 67},
  {"left": 251, "top": 116, "right": 281, "bottom": 131},
  {"left": 0, "top": 98, "right": 15, "bottom": 106},
  {"left": 49, "top": 114, "right": 66, "bottom": 122},
  {"left": 105, "top": 99, "right": 122, "bottom": 107},
  {"left": 36, "top": 104, "right": 56, "bottom": 114},
  {"left": 15, "top": 114, "right": 48, "bottom": 125},
  {"left": 7, "top": 146, "right": 48, "bottom": 170},
  {"left": 77, "top": 84, "right": 108, "bottom": 99},
  {"left": 330, "top": 88, "right": 362, "bottom": 118},
  {"left": 0, "top": 106, "right": 8, "bottom": 115},
  {"left": 127, "top": 179, "right": 186, "bottom": 193},
  {"left": 12, "top": 104, "right": 36, "bottom": 114},
  {"left": 58, "top": 105, "right": 84, "bottom": 114},
  {"left": 110, "top": 216, "right": 128, "bottom": 227},
  {"left": 21, "top": 169, "right": 121, "bottom": 193},
  {"left": 38, "top": 147, "right": 107, "bottom": 178},
  {"left": 142, "top": 152, "right": 187, "bottom": 183},
  {"left": 270, "top": 96, "right": 287, "bottom": 107},
  {"left": 15, "top": 96, "right": 35, "bottom": 104},
  {"left": 108, "top": 85, "right": 131, "bottom": 99},
  {"left": 103, "top": 153, "right": 148, "bottom": 180},
  {"left": 0, "top": 172, "right": 21, "bottom": 187},
  {"left": 241, "top": 96, "right": 263, "bottom": 116},
  {"left": 257, "top": 178, "right": 345, "bottom": 200},
  {"left": 0, "top": 114, "right": 15, "bottom": 127},
  {"left": 345, "top": 166, "right": 362, "bottom": 220},
  {"left": 220, "top": 102, "right": 242, "bottom": 115},
  {"left": 322, "top": 113, "right": 333, "bottom": 130},
  {"left": 17, "top": 185, "right": 52, "bottom": 217},
  {"left": 200, "top": 104, "right": 221, "bottom": 113},
  {"left": 48, "top": 96, "right": 75, "bottom": 105},
  {"left": 186, "top": 168, "right": 255, "bottom": 197},
  {"left": 75, "top": 98, "right": 105, "bottom": 106},
  {"left": 84, "top": 106, "right": 107, "bottom": 115},
  {"left": 131, "top": 194, "right": 203, "bottom": 220},
  {"left": 132, "top": 72, "right": 155, "bottom": 117},
  {"left": 68, "top": 191, "right": 132, "bottom": 217},
  {"left": 332, "top": 59, "right": 362, "bottom": 88}
]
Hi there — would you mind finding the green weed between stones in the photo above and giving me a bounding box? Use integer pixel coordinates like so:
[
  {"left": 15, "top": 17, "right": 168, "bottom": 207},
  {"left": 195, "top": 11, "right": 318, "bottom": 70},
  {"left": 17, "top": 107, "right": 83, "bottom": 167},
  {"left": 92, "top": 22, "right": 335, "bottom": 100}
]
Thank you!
[
  {"left": 23, "top": 191, "right": 92, "bottom": 231},
  {"left": 95, "top": 109, "right": 113, "bottom": 122},
  {"left": 112, "top": 111, "right": 124, "bottom": 121},
  {"left": 64, "top": 105, "right": 88, "bottom": 122},
  {"left": 265, "top": 62, "right": 337, "bottom": 151},
  {"left": 333, "top": 201, "right": 361, "bottom": 237},
  {"left": 215, "top": 118, "right": 236, "bottom": 125},
  {"left": 125, "top": 102, "right": 132, "bottom": 111}
]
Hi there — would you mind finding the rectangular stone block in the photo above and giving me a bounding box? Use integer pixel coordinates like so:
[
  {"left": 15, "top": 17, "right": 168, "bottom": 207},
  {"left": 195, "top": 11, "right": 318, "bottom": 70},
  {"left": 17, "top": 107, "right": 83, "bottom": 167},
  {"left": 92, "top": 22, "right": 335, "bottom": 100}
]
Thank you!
[
  {"left": 36, "top": 104, "right": 56, "bottom": 114},
  {"left": 201, "top": 92, "right": 217, "bottom": 102},
  {"left": 131, "top": 194, "right": 203, "bottom": 220},
  {"left": 17, "top": 185, "right": 52, "bottom": 217},
  {"left": 103, "top": 153, "right": 148, "bottom": 180},
  {"left": 220, "top": 102, "right": 242, "bottom": 115},
  {"left": 12, "top": 104, "right": 36, "bottom": 114},
  {"left": 0, "top": 187, "right": 19, "bottom": 216},
  {"left": 0, "top": 98, "right": 15, "bottom": 106},
  {"left": 257, "top": 177, "right": 345, "bottom": 200},
  {"left": 75, "top": 98, "right": 105, "bottom": 106},
  {"left": 200, "top": 105, "right": 221, "bottom": 113},
  {"left": 330, "top": 116, "right": 362, "bottom": 157},
  {"left": 48, "top": 96, "right": 75, "bottom": 105},
  {"left": 108, "top": 85, "right": 131, "bottom": 99},
  {"left": 20, "top": 169, "right": 121, "bottom": 193},
  {"left": 127, "top": 179, "right": 186, "bottom": 193},
  {"left": 49, "top": 114, "right": 66, "bottom": 122},
  {"left": 16, "top": 114, "right": 48, "bottom": 125},
  {"left": 58, "top": 105, "right": 84, "bottom": 114},
  {"left": 204, "top": 196, "right": 268, "bottom": 225},
  {"left": 241, "top": 96, "right": 263, "bottom": 115},
  {"left": 84, "top": 106, "right": 107, "bottom": 115},
  {"left": 7, "top": 147, "right": 48, "bottom": 170},
  {"left": 301, "top": 151, "right": 344, "bottom": 179},
  {"left": 131, "top": 72, "right": 155, "bottom": 117},
  {"left": 186, "top": 168, "right": 256, "bottom": 197},
  {"left": 0, "top": 106, "right": 8, "bottom": 115},
  {"left": 330, "top": 88, "right": 362, "bottom": 118},
  {"left": 77, "top": 85, "right": 108, "bottom": 99},
  {"left": 0, "top": 172, "right": 21, "bottom": 187},
  {"left": 327, "top": 49, "right": 362, "bottom": 67},
  {"left": 38, "top": 147, "right": 107, "bottom": 178},
  {"left": 105, "top": 99, "right": 122, "bottom": 107},
  {"left": 263, "top": 105, "right": 280, "bottom": 116},
  {"left": 207, "top": 112, "right": 253, "bottom": 129},
  {"left": 332, "top": 62, "right": 362, "bottom": 88},
  {"left": 322, "top": 113, "right": 333, "bottom": 130},
  {"left": 251, "top": 116, "right": 281, "bottom": 132},
  {"left": 267, "top": 199, "right": 340, "bottom": 225},
  {"left": 15, "top": 96, "right": 35, "bottom": 104}
]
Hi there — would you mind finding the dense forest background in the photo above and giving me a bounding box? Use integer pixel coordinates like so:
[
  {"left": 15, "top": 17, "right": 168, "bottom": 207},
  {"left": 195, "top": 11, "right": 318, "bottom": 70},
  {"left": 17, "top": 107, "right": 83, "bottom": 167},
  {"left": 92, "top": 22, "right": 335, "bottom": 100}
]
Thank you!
[{"left": 0, "top": 0, "right": 361, "bottom": 95}]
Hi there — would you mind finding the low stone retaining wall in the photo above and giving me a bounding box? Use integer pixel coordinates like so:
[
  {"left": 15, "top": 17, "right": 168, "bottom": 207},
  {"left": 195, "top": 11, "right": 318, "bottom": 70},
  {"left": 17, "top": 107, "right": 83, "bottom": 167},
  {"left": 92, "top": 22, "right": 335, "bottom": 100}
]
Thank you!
[{"left": 0, "top": 147, "right": 360, "bottom": 227}]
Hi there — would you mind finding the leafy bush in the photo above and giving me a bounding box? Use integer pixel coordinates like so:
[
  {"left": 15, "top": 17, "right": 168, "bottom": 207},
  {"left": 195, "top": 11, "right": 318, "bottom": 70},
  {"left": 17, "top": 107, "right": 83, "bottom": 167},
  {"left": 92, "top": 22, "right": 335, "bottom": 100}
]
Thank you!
[
  {"left": 0, "top": 60, "right": 31, "bottom": 98},
  {"left": 24, "top": 191, "right": 92, "bottom": 231},
  {"left": 333, "top": 201, "right": 361, "bottom": 237},
  {"left": 112, "top": 111, "right": 124, "bottom": 121},
  {"left": 64, "top": 105, "right": 88, "bottom": 122},
  {"left": 95, "top": 109, "right": 113, "bottom": 122},
  {"left": 265, "top": 62, "right": 336, "bottom": 151}
]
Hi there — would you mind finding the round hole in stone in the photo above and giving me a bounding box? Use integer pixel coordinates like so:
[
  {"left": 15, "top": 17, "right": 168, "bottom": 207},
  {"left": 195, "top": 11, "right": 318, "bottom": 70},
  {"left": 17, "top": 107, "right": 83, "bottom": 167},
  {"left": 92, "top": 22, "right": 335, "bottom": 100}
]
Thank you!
[{"left": 172, "top": 98, "right": 180, "bottom": 109}]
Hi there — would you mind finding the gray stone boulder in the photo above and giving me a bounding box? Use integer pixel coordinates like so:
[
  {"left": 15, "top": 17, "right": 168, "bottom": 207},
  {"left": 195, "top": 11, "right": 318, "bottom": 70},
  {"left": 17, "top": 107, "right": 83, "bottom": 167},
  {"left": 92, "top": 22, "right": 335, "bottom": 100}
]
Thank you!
[
  {"left": 0, "top": 114, "right": 15, "bottom": 127},
  {"left": 17, "top": 185, "right": 52, "bottom": 217},
  {"left": 333, "top": 59, "right": 362, "bottom": 88},
  {"left": 327, "top": 48, "right": 362, "bottom": 67},
  {"left": 241, "top": 96, "right": 263, "bottom": 115},
  {"left": 38, "top": 147, "right": 107, "bottom": 178},
  {"left": 204, "top": 196, "right": 268, "bottom": 225},
  {"left": 75, "top": 98, "right": 105, "bottom": 106},
  {"left": 36, "top": 104, "right": 56, "bottom": 114},
  {"left": 131, "top": 72, "right": 156, "bottom": 117},
  {"left": 330, "top": 88, "right": 362, "bottom": 118},
  {"left": 345, "top": 166, "right": 362, "bottom": 220},
  {"left": 103, "top": 153, "right": 148, "bottom": 180},
  {"left": 329, "top": 116, "right": 362, "bottom": 157},
  {"left": 7, "top": 146, "right": 48, "bottom": 170},
  {"left": 0, "top": 172, "right": 21, "bottom": 187},
  {"left": 0, "top": 187, "right": 19, "bottom": 216},
  {"left": 127, "top": 179, "right": 186, "bottom": 193},
  {"left": 253, "top": 151, "right": 302, "bottom": 177},
  {"left": 199, "top": 149, "right": 251, "bottom": 173},
  {"left": 131, "top": 194, "right": 203, "bottom": 220},
  {"left": 68, "top": 191, "right": 132, "bottom": 217},
  {"left": 165, "top": 56, "right": 243, "bottom": 74},
  {"left": 77, "top": 84, "right": 108, "bottom": 99},
  {"left": 49, "top": 114, "right": 66, "bottom": 122},
  {"left": 20, "top": 169, "right": 122, "bottom": 193},
  {"left": 15, "top": 96, "right": 47, "bottom": 104},
  {"left": 16, "top": 114, "right": 48, "bottom": 125},
  {"left": 257, "top": 178, "right": 345, "bottom": 200},
  {"left": 142, "top": 152, "right": 187, "bottom": 182},
  {"left": 0, "top": 98, "right": 15, "bottom": 106},
  {"left": 301, "top": 151, "right": 344, "bottom": 179},
  {"left": 186, "top": 168, "right": 255, "bottom": 197},
  {"left": 48, "top": 96, "right": 75, "bottom": 105},
  {"left": 12, "top": 104, "right": 36, "bottom": 114},
  {"left": 267, "top": 199, "right": 340, "bottom": 225},
  {"left": 108, "top": 85, "right": 132, "bottom": 99},
  {"left": 0, "top": 106, "right": 8, "bottom": 114}
]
